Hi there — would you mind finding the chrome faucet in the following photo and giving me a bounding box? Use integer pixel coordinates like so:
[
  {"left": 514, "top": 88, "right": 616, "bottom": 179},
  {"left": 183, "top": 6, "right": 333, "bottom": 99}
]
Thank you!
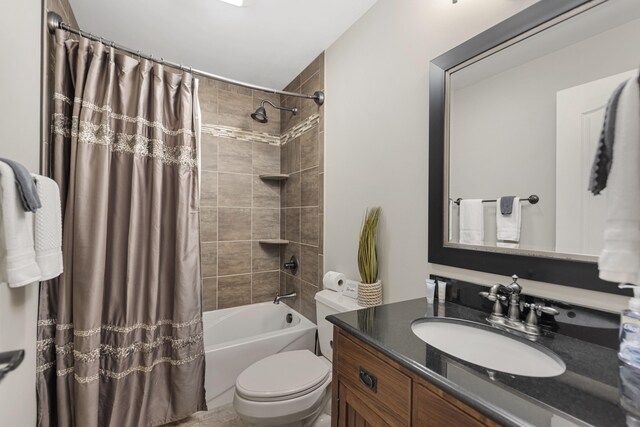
[
  {"left": 505, "top": 276, "right": 523, "bottom": 324},
  {"left": 273, "top": 291, "right": 297, "bottom": 304},
  {"left": 479, "top": 275, "right": 558, "bottom": 339}
]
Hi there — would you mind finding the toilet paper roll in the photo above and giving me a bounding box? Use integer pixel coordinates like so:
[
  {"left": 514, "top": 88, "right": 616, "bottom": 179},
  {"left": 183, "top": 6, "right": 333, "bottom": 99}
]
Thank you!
[{"left": 323, "top": 271, "right": 346, "bottom": 292}]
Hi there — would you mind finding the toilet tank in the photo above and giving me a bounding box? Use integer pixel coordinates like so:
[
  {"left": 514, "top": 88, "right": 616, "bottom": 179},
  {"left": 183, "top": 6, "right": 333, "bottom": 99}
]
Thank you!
[{"left": 314, "top": 290, "right": 362, "bottom": 362}]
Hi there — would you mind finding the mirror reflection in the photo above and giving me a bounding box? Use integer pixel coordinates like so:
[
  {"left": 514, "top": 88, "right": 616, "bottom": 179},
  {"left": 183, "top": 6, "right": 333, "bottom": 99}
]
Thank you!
[{"left": 446, "top": 0, "right": 640, "bottom": 259}]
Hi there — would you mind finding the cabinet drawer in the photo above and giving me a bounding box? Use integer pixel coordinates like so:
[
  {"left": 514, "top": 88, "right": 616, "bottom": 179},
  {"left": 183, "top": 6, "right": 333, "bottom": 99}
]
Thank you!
[
  {"left": 413, "top": 383, "right": 487, "bottom": 427},
  {"left": 335, "top": 331, "right": 411, "bottom": 425}
]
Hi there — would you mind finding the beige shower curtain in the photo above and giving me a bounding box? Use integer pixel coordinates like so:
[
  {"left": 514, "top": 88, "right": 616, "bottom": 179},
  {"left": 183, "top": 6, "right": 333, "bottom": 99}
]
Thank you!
[{"left": 36, "top": 30, "right": 206, "bottom": 427}]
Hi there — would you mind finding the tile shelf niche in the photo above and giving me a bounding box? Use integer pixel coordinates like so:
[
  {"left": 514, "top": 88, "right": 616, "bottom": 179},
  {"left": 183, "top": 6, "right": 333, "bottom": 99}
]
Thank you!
[
  {"left": 259, "top": 173, "right": 289, "bottom": 181},
  {"left": 258, "top": 239, "right": 290, "bottom": 245},
  {"left": 258, "top": 175, "right": 288, "bottom": 245}
]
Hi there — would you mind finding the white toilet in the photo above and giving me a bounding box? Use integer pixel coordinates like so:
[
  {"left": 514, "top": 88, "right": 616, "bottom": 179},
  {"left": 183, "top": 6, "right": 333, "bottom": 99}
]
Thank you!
[{"left": 233, "top": 289, "right": 362, "bottom": 426}]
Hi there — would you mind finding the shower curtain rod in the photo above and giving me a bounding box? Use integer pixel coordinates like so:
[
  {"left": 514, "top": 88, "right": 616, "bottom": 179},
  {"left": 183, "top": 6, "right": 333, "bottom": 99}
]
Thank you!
[{"left": 46, "top": 12, "right": 325, "bottom": 105}]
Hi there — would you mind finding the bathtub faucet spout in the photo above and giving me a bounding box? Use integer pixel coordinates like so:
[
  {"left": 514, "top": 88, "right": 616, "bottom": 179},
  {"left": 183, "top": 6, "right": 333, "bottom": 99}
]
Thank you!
[{"left": 273, "top": 292, "right": 297, "bottom": 304}]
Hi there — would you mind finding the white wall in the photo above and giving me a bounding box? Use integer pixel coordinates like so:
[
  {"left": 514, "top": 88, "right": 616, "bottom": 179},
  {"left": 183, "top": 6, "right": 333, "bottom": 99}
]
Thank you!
[
  {"left": 324, "top": 0, "right": 629, "bottom": 312},
  {"left": 0, "top": 0, "right": 42, "bottom": 425}
]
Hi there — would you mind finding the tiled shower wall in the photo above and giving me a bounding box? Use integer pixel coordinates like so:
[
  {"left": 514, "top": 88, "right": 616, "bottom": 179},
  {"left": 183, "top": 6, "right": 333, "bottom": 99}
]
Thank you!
[
  {"left": 199, "top": 81, "right": 283, "bottom": 311},
  {"left": 199, "top": 52, "right": 324, "bottom": 317},
  {"left": 279, "top": 53, "right": 325, "bottom": 323}
]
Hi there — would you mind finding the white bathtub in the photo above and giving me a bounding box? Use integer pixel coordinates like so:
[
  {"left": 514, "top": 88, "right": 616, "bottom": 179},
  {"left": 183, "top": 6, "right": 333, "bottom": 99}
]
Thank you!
[{"left": 203, "top": 302, "right": 317, "bottom": 408}]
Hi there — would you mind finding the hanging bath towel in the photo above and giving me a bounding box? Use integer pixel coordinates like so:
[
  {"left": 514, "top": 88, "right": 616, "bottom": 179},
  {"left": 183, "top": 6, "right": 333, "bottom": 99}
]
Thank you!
[
  {"left": 0, "top": 162, "right": 41, "bottom": 287},
  {"left": 32, "top": 175, "right": 63, "bottom": 281}
]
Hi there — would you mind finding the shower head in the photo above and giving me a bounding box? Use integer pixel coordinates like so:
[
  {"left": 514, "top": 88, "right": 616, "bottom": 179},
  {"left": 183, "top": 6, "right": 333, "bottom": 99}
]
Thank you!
[
  {"left": 251, "top": 106, "right": 268, "bottom": 123},
  {"left": 250, "top": 100, "right": 297, "bottom": 124}
]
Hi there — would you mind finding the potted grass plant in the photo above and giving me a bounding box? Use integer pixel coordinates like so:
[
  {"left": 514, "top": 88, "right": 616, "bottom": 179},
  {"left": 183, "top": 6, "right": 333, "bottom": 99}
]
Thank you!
[{"left": 357, "top": 207, "right": 382, "bottom": 307}]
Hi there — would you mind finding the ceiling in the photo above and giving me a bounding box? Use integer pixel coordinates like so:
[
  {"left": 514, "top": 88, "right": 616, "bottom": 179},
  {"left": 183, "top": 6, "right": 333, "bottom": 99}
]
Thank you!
[{"left": 69, "top": 0, "right": 378, "bottom": 90}]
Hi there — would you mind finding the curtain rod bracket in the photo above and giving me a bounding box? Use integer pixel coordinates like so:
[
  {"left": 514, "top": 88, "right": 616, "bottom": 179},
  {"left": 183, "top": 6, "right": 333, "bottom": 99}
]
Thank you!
[
  {"left": 47, "top": 12, "right": 63, "bottom": 34},
  {"left": 314, "top": 91, "right": 325, "bottom": 106}
]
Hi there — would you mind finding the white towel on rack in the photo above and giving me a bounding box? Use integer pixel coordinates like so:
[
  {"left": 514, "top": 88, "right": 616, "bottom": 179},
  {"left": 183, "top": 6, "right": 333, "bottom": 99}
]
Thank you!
[
  {"left": 0, "top": 162, "right": 41, "bottom": 287},
  {"left": 496, "top": 197, "right": 521, "bottom": 248},
  {"left": 459, "top": 199, "right": 484, "bottom": 245},
  {"left": 598, "top": 74, "right": 640, "bottom": 285},
  {"left": 32, "top": 175, "right": 63, "bottom": 281}
]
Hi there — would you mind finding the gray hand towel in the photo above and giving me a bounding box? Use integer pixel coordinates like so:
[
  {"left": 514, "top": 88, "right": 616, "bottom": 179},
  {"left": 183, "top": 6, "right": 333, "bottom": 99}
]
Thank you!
[
  {"left": 500, "top": 196, "right": 515, "bottom": 215},
  {"left": 0, "top": 158, "right": 41, "bottom": 212},
  {"left": 588, "top": 80, "right": 627, "bottom": 195}
]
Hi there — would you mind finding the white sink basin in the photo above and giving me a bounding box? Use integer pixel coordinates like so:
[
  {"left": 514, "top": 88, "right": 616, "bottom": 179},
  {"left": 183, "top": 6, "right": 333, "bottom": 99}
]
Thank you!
[{"left": 411, "top": 318, "right": 566, "bottom": 378}]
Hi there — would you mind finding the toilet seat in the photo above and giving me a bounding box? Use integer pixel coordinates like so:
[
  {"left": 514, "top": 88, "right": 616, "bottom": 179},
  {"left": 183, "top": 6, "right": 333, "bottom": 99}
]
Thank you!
[{"left": 235, "top": 350, "right": 330, "bottom": 402}]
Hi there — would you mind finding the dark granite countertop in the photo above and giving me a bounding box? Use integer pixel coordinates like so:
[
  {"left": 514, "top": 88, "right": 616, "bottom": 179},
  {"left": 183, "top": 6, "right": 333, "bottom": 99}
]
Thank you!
[{"left": 327, "top": 297, "right": 631, "bottom": 427}]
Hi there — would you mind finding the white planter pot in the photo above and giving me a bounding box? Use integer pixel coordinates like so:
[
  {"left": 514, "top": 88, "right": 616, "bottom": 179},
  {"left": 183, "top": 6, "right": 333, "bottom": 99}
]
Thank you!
[{"left": 357, "top": 280, "right": 382, "bottom": 307}]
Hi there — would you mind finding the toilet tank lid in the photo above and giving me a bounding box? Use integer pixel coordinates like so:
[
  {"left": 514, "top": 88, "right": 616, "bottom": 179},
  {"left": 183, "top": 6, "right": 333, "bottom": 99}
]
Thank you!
[{"left": 315, "top": 289, "right": 363, "bottom": 312}]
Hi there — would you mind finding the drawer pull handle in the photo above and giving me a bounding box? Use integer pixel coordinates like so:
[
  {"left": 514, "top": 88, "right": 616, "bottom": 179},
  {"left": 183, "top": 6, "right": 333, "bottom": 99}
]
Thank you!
[{"left": 359, "top": 367, "right": 377, "bottom": 393}]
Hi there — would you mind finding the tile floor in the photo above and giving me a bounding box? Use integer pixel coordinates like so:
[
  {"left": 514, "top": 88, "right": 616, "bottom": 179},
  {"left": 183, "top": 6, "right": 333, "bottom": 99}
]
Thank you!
[{"left": 164, "top": 404, "right": 246, "bottom": 427}]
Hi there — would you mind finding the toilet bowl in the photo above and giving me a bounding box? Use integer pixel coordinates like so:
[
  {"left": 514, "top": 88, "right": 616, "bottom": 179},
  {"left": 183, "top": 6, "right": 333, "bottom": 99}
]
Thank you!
[
  {"left": 233, "top": 350, "right": 332, "bottom": 426},
  {"left": 233, "top": 289, "right": 362, "bottom": 426}
]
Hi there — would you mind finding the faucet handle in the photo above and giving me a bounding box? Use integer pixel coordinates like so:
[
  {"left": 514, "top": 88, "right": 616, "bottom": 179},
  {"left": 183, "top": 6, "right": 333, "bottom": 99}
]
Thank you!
[
  {"left": 524, "top": 302, "right": 559, "bottom": 316},
  {"left": 479, "top": 291, "right": 506, "bottom": 302},
  {"left": 538, "top": 306, "right": 559, "bottom": 316},
  {"left": 523, "top": 302, "right": 559, "bottom": 334},
  {"left": 479, "top": 289, "right": 507, "bottom": 318}
]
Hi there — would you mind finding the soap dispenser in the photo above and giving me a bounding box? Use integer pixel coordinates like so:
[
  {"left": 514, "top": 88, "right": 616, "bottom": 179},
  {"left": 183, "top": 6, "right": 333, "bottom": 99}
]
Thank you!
[{"left": 619, "top": 284, "right": 640, "bottom": 368}]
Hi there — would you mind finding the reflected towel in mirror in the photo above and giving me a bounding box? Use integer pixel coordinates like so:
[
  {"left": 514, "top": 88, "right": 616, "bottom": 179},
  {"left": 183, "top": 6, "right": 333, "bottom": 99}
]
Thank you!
[
  {"left": 598, "top": 74, "right": 640, "bottom": 285},
  {"left": 459, "top": 199, "right": 483, "bottom": 245},
  {"left": 497, "top": 197, "right": 521, "bottom": 248},
  {"left": 588, "top": 80, "right": 627, "bottom": 195},
  {"left": 500, "top": 195, "right": 515, "bottom": 215}
]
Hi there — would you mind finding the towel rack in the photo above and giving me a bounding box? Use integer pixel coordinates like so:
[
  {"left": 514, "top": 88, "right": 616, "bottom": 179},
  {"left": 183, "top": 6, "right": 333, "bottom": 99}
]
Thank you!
[{"left": 452, "top": 195, "right": 539, "bottom": 206}]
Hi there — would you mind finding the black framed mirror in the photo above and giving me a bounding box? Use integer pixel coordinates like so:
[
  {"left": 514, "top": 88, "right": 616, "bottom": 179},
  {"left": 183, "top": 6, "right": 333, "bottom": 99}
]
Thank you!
[{"left": 428, "top": 0, "right": 636, "bottom": 296}]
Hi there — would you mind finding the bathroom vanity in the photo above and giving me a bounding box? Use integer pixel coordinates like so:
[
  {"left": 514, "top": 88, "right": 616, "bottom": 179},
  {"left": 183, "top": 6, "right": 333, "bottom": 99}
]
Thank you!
[
  {"left": 327, "top": 279, "right": 628, "bottom": 426},
  {"left": 331, "top": 326, "right": 498, "bottom": 426}
]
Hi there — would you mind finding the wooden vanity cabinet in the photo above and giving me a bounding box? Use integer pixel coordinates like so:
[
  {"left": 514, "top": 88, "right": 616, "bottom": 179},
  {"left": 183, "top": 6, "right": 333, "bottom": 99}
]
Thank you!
[{"left": 331, "top": 327, "right": 501, "bottom": 427}]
